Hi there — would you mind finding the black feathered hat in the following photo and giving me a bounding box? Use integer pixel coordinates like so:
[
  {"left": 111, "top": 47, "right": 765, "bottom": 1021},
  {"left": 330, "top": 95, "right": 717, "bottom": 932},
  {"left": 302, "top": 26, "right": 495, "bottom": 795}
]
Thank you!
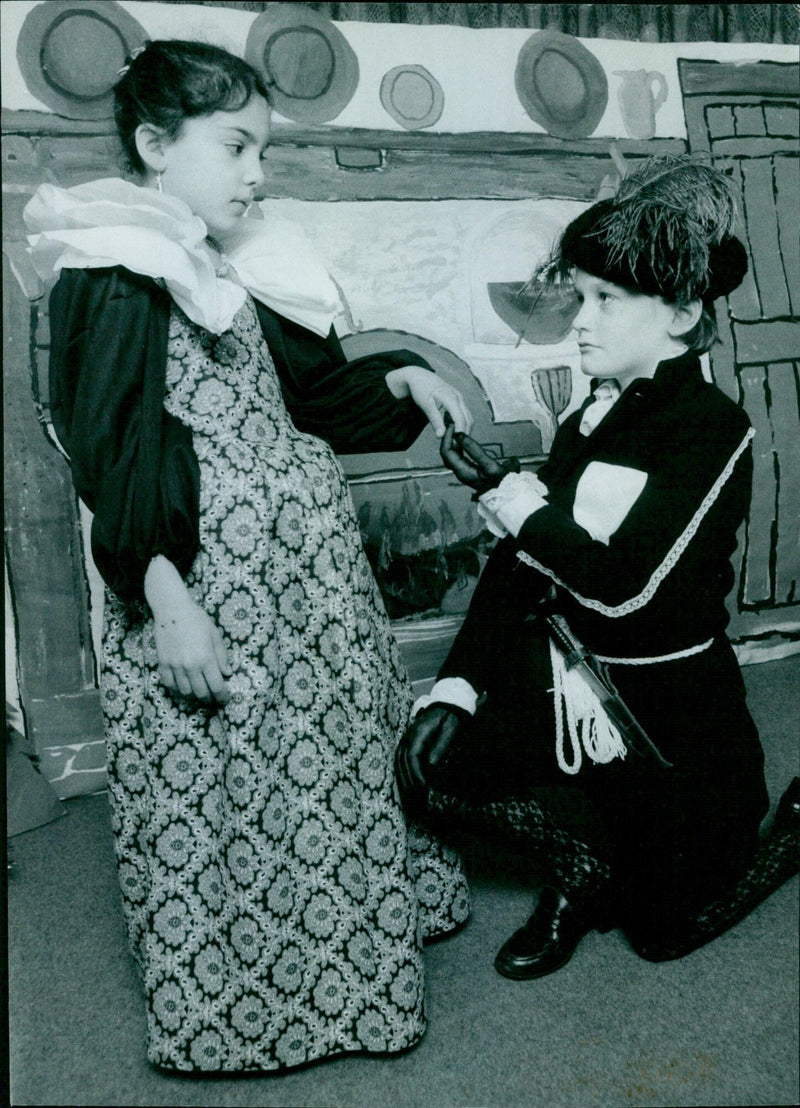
[{"left": 548, "top": 155, "right": 748, "bottom": 305}]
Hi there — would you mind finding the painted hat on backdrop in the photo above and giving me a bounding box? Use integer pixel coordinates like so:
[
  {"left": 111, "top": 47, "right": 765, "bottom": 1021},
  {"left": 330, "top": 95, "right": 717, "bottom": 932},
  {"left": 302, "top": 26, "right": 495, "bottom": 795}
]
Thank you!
[
  {"left": 245, "top": 3, "right": 359, "bottom": 124},
  {"left": 515, "top": 29, "right": 608, "bottom": 139},
  {"left": 16, "top": 0, "right": 147, "bottom": 120}
]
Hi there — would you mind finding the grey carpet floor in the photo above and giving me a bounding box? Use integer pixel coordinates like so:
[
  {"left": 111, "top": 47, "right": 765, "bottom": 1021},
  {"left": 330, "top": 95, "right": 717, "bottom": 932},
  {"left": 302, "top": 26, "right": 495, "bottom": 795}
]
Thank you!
[{"left": 7, "top": 656, "right": 799, "bottom": 1108}]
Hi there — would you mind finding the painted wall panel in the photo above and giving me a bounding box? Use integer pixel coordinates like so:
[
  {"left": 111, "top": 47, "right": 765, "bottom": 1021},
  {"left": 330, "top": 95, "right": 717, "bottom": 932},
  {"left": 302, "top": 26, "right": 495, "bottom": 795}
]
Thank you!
[{"left": 3, "top": 9, "right": 798, "bottom": 795}]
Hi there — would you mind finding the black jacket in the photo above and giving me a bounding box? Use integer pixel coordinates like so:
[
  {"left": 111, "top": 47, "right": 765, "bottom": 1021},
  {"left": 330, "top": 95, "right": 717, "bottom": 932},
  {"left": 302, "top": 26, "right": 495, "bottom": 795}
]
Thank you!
[
  {"left": 436, "top": 354, "right": 768, "bottom": 914},
  {"left": 440, "top": 352, "right": 755, "bottom": 691},
  {"left": 48, "top": 266, "right": 432, "bottom": 601}
]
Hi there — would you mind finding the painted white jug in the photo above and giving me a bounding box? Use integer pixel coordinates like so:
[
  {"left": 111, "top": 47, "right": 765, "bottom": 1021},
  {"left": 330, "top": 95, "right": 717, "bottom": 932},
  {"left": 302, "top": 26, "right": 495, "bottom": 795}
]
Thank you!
[{"left": 615, "top": 69, "right": 668, "bottom": 139}]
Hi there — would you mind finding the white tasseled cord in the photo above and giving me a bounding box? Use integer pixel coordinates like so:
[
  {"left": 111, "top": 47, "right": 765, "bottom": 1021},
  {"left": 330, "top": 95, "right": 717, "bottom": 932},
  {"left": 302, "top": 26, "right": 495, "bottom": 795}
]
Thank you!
[{"left": 550, "top": 640, "right": 628, "bottom": 775}]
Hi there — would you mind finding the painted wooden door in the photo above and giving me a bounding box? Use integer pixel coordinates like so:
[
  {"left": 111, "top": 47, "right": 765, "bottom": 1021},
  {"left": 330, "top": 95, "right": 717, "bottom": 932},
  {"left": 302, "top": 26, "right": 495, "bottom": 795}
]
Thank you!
[{"left": 680, "top": 60, "right": 800, "bottom": 657}]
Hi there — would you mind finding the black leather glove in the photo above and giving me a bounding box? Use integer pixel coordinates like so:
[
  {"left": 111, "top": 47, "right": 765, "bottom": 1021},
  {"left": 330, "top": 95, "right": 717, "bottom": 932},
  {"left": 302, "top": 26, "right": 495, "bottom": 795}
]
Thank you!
[
  {"left": 395, "top": 703, "right": 465, "bottom": 801},
  {"left": 439, "top": 423, "right": 520, "bottom": 496}
]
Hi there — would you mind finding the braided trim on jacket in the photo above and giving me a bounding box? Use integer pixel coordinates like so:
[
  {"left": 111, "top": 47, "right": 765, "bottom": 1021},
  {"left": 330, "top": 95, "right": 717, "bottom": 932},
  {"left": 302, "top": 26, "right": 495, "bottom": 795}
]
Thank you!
[{"left": 516, "top": 427, "right": 754, "bottom": 618}]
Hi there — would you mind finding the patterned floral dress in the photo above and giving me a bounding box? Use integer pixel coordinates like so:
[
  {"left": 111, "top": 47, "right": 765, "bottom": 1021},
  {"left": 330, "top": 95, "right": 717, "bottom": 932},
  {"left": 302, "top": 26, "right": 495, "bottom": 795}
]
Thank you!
[{"left": 101, "top": 297, "right": 470, "bottom": 1072}]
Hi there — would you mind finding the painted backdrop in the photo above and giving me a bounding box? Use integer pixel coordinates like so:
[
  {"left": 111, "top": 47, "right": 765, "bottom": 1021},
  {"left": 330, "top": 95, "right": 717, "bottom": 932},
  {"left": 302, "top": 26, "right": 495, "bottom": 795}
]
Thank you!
[{"left": 3, "top": 1, "right": 798, "bottom": 796}]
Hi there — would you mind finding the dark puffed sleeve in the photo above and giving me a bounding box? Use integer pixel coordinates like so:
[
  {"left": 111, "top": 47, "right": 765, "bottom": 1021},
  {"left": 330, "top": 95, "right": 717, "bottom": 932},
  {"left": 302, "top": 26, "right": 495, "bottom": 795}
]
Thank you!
[
  {"left": 254, "top": 302, "right": 432, "bottom": 454},
  {"left": 48, "top": 267, "right": 200, "bottom": 602}
]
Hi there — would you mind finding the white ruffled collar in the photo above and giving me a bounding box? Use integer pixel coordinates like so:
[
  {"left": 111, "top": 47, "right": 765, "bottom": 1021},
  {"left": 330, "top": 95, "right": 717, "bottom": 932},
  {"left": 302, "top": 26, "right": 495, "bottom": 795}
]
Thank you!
[{"left": 23, "top": 177, "right": 342, "bottom": 336}]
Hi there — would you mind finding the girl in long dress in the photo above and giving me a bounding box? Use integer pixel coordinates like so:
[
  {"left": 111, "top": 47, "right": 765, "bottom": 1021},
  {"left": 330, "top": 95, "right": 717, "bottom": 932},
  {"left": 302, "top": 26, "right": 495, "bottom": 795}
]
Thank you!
[{"left": 25, "top": 39, "right": 471, "bottom": 1072}]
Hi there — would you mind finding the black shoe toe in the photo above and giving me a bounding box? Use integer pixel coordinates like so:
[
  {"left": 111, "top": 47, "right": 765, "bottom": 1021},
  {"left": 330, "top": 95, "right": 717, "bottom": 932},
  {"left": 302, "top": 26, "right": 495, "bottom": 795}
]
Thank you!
[{"left": 494, "top": 886, "right": 598, "bottom": 981}]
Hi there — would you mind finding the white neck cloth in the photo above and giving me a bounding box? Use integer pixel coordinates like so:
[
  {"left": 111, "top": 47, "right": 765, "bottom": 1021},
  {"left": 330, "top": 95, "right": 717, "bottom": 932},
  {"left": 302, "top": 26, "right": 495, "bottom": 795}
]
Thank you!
[
  {"left": 579, "top": 379, "right": 621, "bottom": 436},
  {"left": 24, "top": 178, "right": 343, "bottom": 337}
]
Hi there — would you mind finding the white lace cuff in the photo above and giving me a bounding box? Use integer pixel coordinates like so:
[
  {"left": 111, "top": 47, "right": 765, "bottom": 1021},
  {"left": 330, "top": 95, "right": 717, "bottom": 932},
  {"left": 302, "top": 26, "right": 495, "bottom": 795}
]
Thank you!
[
  {"left": 477, "top": 471, "right": 548, "bottom": 538},
  {"left": 411, "top": 677, "right": 479, "bottom": 718}
]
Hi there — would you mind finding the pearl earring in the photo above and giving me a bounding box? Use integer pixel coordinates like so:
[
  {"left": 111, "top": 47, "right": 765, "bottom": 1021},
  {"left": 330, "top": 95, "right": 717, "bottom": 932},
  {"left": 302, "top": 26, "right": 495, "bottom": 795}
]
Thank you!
[{"left": 155, "top": 171, "right": 162, "bottom": 193}]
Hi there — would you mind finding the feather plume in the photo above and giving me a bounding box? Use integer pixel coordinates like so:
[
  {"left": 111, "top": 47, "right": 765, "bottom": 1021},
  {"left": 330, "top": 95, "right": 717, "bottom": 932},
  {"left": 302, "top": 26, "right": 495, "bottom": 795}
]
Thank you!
[
  {"left": 520, "top": 247, "right": 572, "bottom": 296},
  {"left": 523, "top": 155, "right": 741, "bottom": 304},
  {"left": 597, "top": 154, "right": 739, "bottom": 300}
]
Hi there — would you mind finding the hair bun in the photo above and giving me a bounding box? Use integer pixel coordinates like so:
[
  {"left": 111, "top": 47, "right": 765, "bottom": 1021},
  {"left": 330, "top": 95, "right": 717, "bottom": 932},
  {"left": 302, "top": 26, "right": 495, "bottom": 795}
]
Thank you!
[{"left": 116, "top": 42, "right": 149, "bottom": 80}]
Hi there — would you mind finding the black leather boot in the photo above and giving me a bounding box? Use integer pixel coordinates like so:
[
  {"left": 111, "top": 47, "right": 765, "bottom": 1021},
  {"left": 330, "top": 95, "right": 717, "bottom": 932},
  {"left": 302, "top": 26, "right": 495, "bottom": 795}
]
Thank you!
[{"left": 494, "top": 886, "right": 611, "bottom": 980}]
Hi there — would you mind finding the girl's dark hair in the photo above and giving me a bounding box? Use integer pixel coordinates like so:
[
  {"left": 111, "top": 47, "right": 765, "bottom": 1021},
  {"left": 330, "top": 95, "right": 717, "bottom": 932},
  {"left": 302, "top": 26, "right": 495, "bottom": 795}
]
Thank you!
[{"left": 114, "top": 40, "right": 271, "bottom": 174}]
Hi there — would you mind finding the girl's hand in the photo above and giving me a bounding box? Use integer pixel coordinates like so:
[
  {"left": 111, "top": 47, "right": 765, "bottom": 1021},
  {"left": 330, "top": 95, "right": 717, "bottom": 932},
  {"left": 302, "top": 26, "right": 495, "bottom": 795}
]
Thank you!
[
  {"left": 153, "top": 601, "right": 232, "bottom": 704},
  {"left": 385, "top": 365, "right": 473, "bottom": 437},
  {"left": 145, "top": 557, "right": 232, "bottom": 704}
]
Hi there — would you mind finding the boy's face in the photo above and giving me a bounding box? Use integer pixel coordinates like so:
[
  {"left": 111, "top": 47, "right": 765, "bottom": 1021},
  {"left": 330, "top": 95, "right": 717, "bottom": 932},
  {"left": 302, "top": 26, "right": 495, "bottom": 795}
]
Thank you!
[{"left": 571, "top": 269, "right": 679, "bottom": 388}]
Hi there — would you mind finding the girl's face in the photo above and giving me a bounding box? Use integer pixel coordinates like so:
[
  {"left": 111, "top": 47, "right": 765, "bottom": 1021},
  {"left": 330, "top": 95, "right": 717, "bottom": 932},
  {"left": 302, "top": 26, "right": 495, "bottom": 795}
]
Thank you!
[
  {"left": 157, "top": 94, "right": 270, "bottom": 240},
  {"left": 571, "top": 269, "right": 682, "bottom": 389}
]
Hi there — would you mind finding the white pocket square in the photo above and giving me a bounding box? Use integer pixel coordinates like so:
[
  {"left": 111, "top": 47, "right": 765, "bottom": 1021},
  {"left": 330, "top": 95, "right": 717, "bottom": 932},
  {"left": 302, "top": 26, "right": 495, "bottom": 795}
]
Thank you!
[{"left": 573, "top": 461, "right": 648, "bottom": 545}]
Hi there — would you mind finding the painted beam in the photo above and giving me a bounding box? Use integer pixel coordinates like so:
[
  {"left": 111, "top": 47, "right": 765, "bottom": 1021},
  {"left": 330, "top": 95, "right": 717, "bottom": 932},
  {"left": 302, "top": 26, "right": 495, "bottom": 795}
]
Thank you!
[
  {"left": 2, "top": 108, "right": 688, "bottom": 156},
  {"left": 678, "top": 59, "right": 799, "bottom": 97}
]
